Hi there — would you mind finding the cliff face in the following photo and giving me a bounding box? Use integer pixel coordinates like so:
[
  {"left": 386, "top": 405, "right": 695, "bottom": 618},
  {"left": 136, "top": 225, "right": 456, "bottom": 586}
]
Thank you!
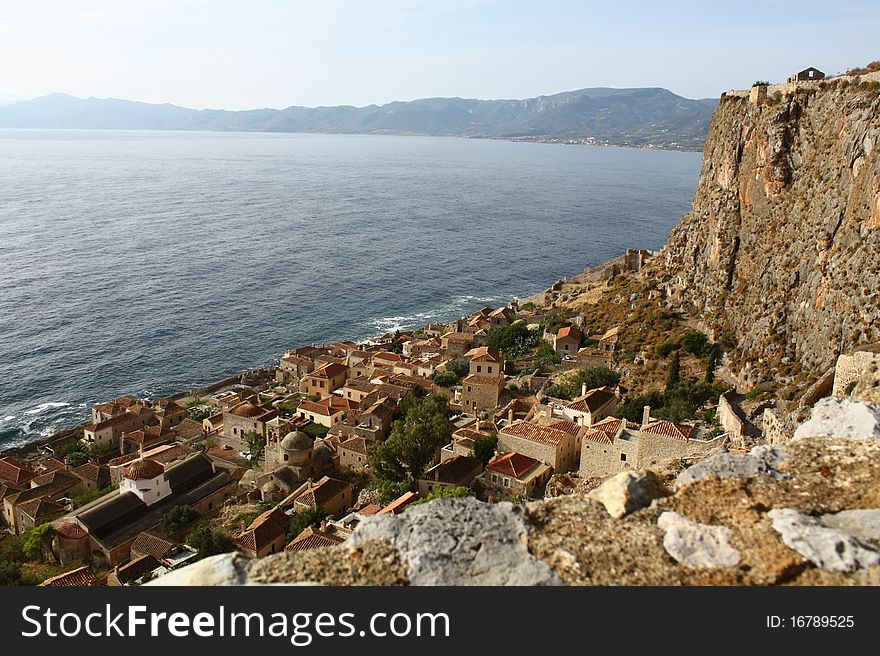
[{"left": 657, "top": 79, "right": 880, "bottom": 384}]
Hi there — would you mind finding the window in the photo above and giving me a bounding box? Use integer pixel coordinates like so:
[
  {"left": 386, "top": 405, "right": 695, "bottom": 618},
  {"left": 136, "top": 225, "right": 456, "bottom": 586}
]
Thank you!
[
  {"left": 503, "top": 479, "right": 510, "bottom": 487},
  {"left": 477, "top": 365, "right": 482, "bottom": 373},
  {"left": 487, "top": 366, "right": 492, "bottom": 374},
  {"left": 467, "top": 386, "right": 472, "bottom": 392},
  {"left": 620, "top": 453, "right": 627, "bottom": 462}
]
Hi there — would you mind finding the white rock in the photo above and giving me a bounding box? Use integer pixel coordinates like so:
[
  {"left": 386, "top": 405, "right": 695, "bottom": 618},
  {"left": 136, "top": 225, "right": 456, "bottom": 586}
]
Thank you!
[
  {"left": 657, "top": 511, "right": 740, "bottom": 568},
  {"left": 793, "top": 398, "right": 880, "bottom": 441},
  {"left": 587, "top": 470, "right": 666, "bottom": 519},
  {"left": 768, "top": 508, "right": 880, "bottom": 572},
  {"left": 145, "top": 553, "right": 252, "bottom": 586}
]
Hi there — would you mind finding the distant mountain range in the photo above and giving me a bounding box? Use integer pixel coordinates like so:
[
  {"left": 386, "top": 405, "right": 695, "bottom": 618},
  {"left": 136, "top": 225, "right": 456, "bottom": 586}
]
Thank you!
[{"left": 0, "top": 88, "right": 718, "bottom": 150}]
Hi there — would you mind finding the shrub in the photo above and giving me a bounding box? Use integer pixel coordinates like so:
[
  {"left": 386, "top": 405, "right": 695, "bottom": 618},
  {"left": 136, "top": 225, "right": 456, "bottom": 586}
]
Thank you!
[
  {"left": 682, "top": 331, "right": 712, "bottom": 357},
  {"left": 411, "top": 486, "right": 473, "bottom": 506},
  {"left": 656, "top": 339, "right": 678, "bottom": 358},
  {"left": 545, "top": 366, "right": 621, "bottom": 401},
  {"left": 72, "top": 485, "right": 113, "bottom": 509},
  {"left": 746, "top": 385, "right": 766, "bottom": 400},
  {"left": 473, "top": 434, "right": 498, "bottom": 465},
  {"left": 519, "top": 301, "right": 536, "bottom": 312},
  {"left": 486, "top": 324, "right": 541, "bottom": 358},
  {"left": 286, "top": 506, "right": 327, "bottom": 542},
  {"left": 0, "top": 560, "right": 21, "bottom": 586},
  {"left": 302, "top": 423, "right": 329, "bottom": 439},
  {"left": 162, "top": 505, "right": 200, "bottom": 534},
  {"left": 185, "top": 524, "right": 234, "bottom": 560},
  {"left": 432, "top": 371, "right": 458, "bottom": 387},
  {"left": 752, "top": 80, "right": 770, "bottom": 87}
]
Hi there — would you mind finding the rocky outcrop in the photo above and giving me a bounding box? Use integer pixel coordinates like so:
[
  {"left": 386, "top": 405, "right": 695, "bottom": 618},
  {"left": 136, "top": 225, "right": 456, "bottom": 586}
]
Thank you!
[
  {"left": 155, "top": 401, "right": 880, "bottom": 586},
  {"left": 656, "top": 80, "right": 880, "bottom": 385}
]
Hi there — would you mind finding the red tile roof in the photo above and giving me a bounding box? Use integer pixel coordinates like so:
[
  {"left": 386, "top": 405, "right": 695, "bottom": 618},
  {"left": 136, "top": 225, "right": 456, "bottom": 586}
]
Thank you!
[
  {"left": 462, "top": 374, "right": 504, "bottom": 387},
  {"left": 642, "top": 419, "right": 696, "bottom": 440},
  {"left": 549, "top": 419, "right": 581, "bottom": 435},
  {"left": 284, "top": 526, "right": 345, "bottom": 553},
  {"left": 235, "top": 507, "right": 289, "bottom": 554},
  {"left": 556, "top": 325, "right": 583, "bottom": 341},
  {"left": 339, "top": 437, "right": 368, "bottom": 456},
  {"left": 567, "top": 387, "right": 617, "bottom": 414},
  {"left": 39, "top": 566, "right": 103, "bottom": 587},
  {"left": 378, "top": 491, "right": 419, "bottom": 514},
  {"left": 488, "top": 452, "right": 542, "bottom": 479},
  {"left": 501, "top": 420, "right": 570, "bottom": 447},
  {"left": 310, "top": 362, "right": 349, "bottom": 379},
  {"left": 465, "top": 346, "right": 502, "bottom": 363},
  {"left": 56, "top": 522, "right": 88, "bottom": 539},
  {"left": 583, "top": 417, "right": 639, "bottom": 444},
  {"left": 0, "top": 456, "right": 36, "bottom": 485}
]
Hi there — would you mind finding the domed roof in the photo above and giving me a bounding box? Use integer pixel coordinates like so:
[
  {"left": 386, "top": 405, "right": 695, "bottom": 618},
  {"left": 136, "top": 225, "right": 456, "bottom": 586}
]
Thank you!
[
  {"left": 56, "top": 522, "right": 87, "bottom": 539},
  {"left": 232, "top": 402, "right": 262, "bottom": 418},
  {"left": 281, "top": 430, "right": 313, "bottom": 451},
  {"left": 124, "top": 458, "right": 165, "bottom": 480},
  {"left": 312, "top": 441, "right": 334, "bottom": 469}
]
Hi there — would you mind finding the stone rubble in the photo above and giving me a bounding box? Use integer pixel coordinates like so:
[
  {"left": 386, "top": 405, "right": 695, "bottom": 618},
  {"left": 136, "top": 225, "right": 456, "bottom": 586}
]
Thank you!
[
  {"left": 587, "top": 470, "right": 668, "bottom": 518},
  {"left": 657, "top": 511, "right": 741, "bottom": 568}
]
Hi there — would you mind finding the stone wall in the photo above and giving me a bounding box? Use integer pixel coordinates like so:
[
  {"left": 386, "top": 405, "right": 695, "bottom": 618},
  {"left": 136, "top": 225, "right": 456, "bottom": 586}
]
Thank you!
[
  {"left": 762, "top": 407, "right": 793, "bottom": 445},
  {"left": 717, "top": 392, "right": 745, "bottom": 448},
  {"left": 833, "top": 351, "right": 880, "bottom": 397}
]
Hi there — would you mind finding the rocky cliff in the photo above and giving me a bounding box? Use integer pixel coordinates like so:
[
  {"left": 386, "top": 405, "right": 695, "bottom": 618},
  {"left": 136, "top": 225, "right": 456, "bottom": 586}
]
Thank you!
[{"left": 656, "top": 76, "right": 880, "bottom": 385}]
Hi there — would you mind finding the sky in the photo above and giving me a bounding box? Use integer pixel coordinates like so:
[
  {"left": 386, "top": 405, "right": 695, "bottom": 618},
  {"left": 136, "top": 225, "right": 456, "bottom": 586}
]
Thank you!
[{"left": 0, "top": 0, "right": 877, "bottom": 109}]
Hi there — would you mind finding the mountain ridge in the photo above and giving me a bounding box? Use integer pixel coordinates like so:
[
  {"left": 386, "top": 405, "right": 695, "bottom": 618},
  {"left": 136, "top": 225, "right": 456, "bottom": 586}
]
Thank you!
[{"left": 0, "top": 87, "right": 718, "bottom": 150}]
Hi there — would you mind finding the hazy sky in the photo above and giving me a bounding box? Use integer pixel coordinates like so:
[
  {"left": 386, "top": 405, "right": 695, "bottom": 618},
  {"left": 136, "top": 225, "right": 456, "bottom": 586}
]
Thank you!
[{"left": 0, "top": 0, "right": 877, "bottom": 109}]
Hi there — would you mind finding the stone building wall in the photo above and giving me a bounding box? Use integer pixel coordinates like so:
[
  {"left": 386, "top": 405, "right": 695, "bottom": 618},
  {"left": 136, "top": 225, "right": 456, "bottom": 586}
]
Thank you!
[{"left": 717, "top": 392, "right": 745, "bottom": 448}]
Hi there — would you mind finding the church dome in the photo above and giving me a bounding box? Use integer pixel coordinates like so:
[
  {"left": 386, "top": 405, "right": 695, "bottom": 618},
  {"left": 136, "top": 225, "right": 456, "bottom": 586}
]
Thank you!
[
  {"left": 232, "top": 402, "right": 262, "bottom": 418},
  {"left": 124, "top": 459, "right": 165, "bottom": 480},
  {"left": 281, "top": 430, "right": 313, "bottom": 451}
]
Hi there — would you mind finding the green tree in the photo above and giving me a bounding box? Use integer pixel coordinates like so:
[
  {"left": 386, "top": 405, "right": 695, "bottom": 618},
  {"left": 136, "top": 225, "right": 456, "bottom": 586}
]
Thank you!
[
  {"left": 286, "top": 506, "right": 327, "bottom": 542},
  {"left": 368, "top": 395, "right": 452, "bottom": 504},
  {"left": 242, "top": 430, "right": 265, "bottom": 464},
  {"left": 682, "top": 331, "right": 711, "bottom": 357},
  {"left": 704, "top": 345, "right": 719, "bottom": 384},
  {"left": 411, "top": 486, "right": 473, "bottom": 506},
  {"left": 666, "top": 352, "right": 681, "bottom": 393},
  {"left": 444, "top": 358, "right": 471, "bottom": 379},
  {"left": 161, "top": 505, "right": 200, "bottom": 534},
  {"left": 66, "top": 451, "right": 90, "bottom": 468},
  {"left": 432, "top": 370, "right": 459, "bottom": 387},
  {"left": 185, "top": 524, "right": 234, "bottom": 560},
  {"left": 0, "top": 560, "right": 21, "bottom": 586},
  {"left": 473, "top": 434, "right": 498, "bottom": 465},
  {"left": 23, "top": 524, "right": 56, "bottom": 563},
  {"left": 536, "top": 341, "right": 562, "bottom": 366},
  {"left": 545, "top": 366, "right": 621, "bottom": 401},
  {"left": 486, "top": 324, "right": 540, "bottom": 358}
]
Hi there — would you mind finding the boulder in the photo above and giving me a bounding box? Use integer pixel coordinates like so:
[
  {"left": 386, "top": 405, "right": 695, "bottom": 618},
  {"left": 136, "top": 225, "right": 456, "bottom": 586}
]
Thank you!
[
  {"left": 145, "top": 553, "right": 253, "bottom": 586},
  {"left": 674, "top": 444, "right": 788, "bottom": 490},
  {"left": 587, "top": 470, "right": 668, "bottom": 518},
  {"left": 793, "top": 398, "right": 880, "bottom": 441},
  {"left": 657, "top": 512, "right": 740, "bottom": 568},
  {"left": 349, "top": 497, "right": 562, "bottom": 586},
  {"left": 767, "top": 508, "right": 880, "bottom": 572}
]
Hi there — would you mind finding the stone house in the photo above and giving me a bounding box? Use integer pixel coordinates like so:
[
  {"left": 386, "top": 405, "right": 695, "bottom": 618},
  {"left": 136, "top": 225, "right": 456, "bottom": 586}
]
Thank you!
[
  {"left": 300, "top": 362, "right": 349, "bottom": 397},
  {"left": 120, "top": 425, "right": 176, "bottom": 454},
  {"left": 480, "top": 451, "right": 552, "bottom": 498},
  {"left": 562, "top": 386, "right": 619, "bottom": 427},
  {"left": 70, "top": 462, "right": 111, "bottom": 492},
  {"left": 497, "top": 420, "right": 578, "bottom": 473},
  {"left": 460, "top": 346, "right": 505, "bottom": 414},
  {"left": 3, "top": 470, "right": 81, "bottom": 533},
  {"left": 354, "top": 398, "right": 396, "bottom": 441},
  {"left": 234, "top": 506, "right": 290, "bottom": 558},
  {"left": 83, "top": 408, "right": 155, "bottom": 448},
  {"left": 296, "top": 395, "right": 356, "bottom": 427},
  {"left": 417, "top": 455, "right": 484, "bottom": 496},
  {"left": 292, "top": 476, "right": 353, "bottom": 518},
  {"left": 338, "top": 437, "right": 369, "bottom": 472},
  {"left": 788, "top": 67, "right": 825, "bottom": 83},
  {"left": 440, "top": 332, "right": 474, "bottom": 356},
  {"left": 0, "top": 456, "right": 36, "bottom": 486},
  {"left": 554, "top": 326, "right": 583, "bottom": 357},
  {"left": 597, "top": 326, "right": 620, "bottom": 351},
  {"left": 488, "top": 307, "right": 515, "bottom": 329},
  {"left": 579, "top": 408, "right": 727, "bottom": 478},
  {"left": 221, "top": 401, "right": 278, "bottom": 440}
]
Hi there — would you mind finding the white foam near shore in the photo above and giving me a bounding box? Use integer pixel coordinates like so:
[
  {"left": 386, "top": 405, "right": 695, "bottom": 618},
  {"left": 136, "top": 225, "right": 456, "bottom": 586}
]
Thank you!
[{"left": 23, "top": 401, "right": 71, "bottom": 415}]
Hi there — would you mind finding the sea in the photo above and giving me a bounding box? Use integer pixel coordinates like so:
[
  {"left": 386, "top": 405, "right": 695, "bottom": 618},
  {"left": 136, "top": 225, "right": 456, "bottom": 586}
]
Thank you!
[{"left": 0, "top": 129, "right": 702, "bottom": 449}]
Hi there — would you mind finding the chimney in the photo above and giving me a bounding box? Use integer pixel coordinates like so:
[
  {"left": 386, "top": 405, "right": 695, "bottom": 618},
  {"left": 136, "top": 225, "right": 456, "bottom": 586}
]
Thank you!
[
  {"left": 508, "top": 408, "right": 514, "bottom": 424},
  {"left": 642, "top": 405, "right": 651, "bottom": 427},
  {"left": 581, "top": 382, "right": 587, "bottom": 397}
]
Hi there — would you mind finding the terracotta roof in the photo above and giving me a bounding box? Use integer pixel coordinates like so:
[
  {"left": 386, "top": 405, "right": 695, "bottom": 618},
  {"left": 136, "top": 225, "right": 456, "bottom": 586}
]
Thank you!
[
  {"left": 113, "top": 554, "right": 160, "bottom": 585},
  {"left": 230, "top": 401, "right": 263, "bottom": 418},
  {"left": 72, "top": 462, "right": 110, "bottom": 485},
  {"left": 421, "top": 455, "right": 483, "bottom": 485},
  {"left": 0, "top": 456, "right": 36, "bottom": 485},
  {"left": 339, "top": 436, "right": 369, "bottom": 456},
  {"left": 39, "top": 566, "right": 102, "bottom": 587},
  {"left": 309, "top": 362, "right": 348, "bottom": 379},
  {"left": 462, "top": 374, "right": 504, "bottom": 387},
  {"left": 567, "top": 387, "right": 617, "bottom": 414},
  {"left": 56, "top": 522, "right": 88, "bottom": 539},
  {"left": 442, "top": 332, "right": 473, "bottom": 342},
  {"left": 295, "top": 476, "right": 351, "bottom": 509},
  {"left": 235, "top": 506, "right": 289, "bottom": 554},
  {"left": 488, "top": 452, "right": 542, "bottom": 479},
  {"left": 131, "top": 532, "right": 177, "bottom": 560},
  {"left": 556, "top": 325, "right": 583, "bottom": 341},
  {"left": 372, "top": 351, "right": 404, "bottom": 363},
  {"left": 600, "top": 326, "right": 620, "bottom": 341},
  {"left": 17, "top": 497, "right": 65, "bottom": 521},
  {"left": 298, "top": 400, "right": 337, "bottom": 416},
  {"left": 464, "top": 346, "right": 502, "bottom": 363},
  {"left": 284, "top": 526, "right": 345, "bottom": 552},
  {"left": 583, "top": 417, "right": 638, "bottom": 444},
  {"left": 358, "top": 504, "right": 382, "bottom": 516},
  {"left": 378, "top": 491, "right": 419, "bottom": 514},
  {"left": 642, "top": 419, "right": 696, "bottom": 440},
  {"left": 549, "top": 419, "right": 581, "bottom": 435},
  {"left": 501, "top": 420, "right": 570, "bottom": 447},
  {"left": 123, "top": 459, "right": 165, "bottom": 480}
]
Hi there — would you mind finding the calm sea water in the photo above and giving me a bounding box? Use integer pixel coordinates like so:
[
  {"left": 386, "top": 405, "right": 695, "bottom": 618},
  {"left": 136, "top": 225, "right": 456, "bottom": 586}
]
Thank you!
[{"left": 0, "top": 130, "right": 701, "bottom": 448}]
